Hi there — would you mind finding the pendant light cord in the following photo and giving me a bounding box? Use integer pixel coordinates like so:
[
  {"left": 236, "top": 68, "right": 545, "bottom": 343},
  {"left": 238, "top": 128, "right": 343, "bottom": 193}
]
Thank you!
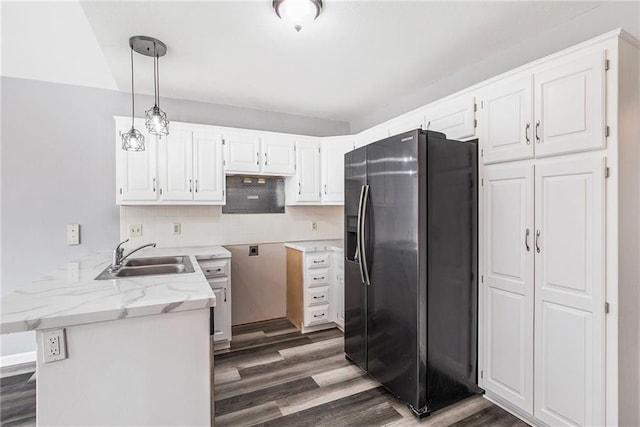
[
  {"left": 153, "top": 42, "right": 159, "bottom": 107},
  {"left": 130, "top": 47, "right": 135, "bottom": 129}
]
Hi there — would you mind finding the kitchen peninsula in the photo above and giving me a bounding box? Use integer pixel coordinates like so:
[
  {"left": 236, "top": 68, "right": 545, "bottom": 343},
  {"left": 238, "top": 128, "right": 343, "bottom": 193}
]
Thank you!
[{"left": 1, "top": 245, "right": 230, "bottom": 426}]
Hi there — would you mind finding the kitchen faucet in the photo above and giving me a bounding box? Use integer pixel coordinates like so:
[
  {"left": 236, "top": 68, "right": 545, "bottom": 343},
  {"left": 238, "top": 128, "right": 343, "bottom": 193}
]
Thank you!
[{"left": 111, "top": 239, "right": 157, "bottom": 270}]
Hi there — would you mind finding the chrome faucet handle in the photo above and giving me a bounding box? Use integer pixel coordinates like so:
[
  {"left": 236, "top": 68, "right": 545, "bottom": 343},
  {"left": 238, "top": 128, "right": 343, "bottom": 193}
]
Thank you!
[
  {"left": 112, "top": 239, "right": 130, "bottom": 268},
  {"left": 115, "top": 239, "right": 130, "bottom": 252}
]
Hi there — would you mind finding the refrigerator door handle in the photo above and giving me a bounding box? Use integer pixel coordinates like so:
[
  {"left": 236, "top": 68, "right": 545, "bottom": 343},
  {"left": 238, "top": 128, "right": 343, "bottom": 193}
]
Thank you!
[
  {"left": 361, "top": 184, "right": 371, "bottom": 286},
  {"left": 356, "top": 185, "right": 366, "bottom": 283}
]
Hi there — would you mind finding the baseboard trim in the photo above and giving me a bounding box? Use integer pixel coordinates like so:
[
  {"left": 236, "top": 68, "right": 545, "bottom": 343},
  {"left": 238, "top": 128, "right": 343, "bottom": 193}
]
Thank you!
[{"left": 0, "top": 351, "right": 36, "bottom": 367}]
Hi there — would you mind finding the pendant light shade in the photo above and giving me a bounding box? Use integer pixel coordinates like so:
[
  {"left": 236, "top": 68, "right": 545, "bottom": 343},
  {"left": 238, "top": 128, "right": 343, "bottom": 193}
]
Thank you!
[
  {"left": 130, "top": 35, "right": 170, "bottom": 137},
  {"left": 273, "top": 0, "right": 323, "bottom": 32},
  {"left": 122, "top": 44, "right": 145, "bottom": 151}
]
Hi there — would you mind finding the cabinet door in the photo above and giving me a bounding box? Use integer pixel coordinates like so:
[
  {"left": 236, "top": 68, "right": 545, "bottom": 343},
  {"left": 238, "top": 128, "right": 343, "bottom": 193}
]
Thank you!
[
  {"left": 386, "top": 110, "right": 425, "bottom": 137},
  {"left": 482, "top": 164, "right": 534, "bottom": 415},
  {"left": 118, "top": 123, "right": 158, "bottom": 202},
  {"left": 321, "top": 137, "right": 353, "bottom": 203},
  {"left": 427, "top": 94, "right": 476, "bottom": 140},
  {"left": 160, "top": 127, "right": 193, "bottom": 201},
  {"left": 479, "top": 75, "right": 534, "bottom": 164},
  {"left": 261, "top": 136, "right": 296, "bottom": 175},
  {"left": 212, "top": 286, "right": 231, "bottom": 343},
  {"left": 295, "top": 140, "right": 321, "bottom": 202},
  {"left": 223, "top": 131, "right": 261, "bottom": 173},
  {"left": 534, "top": 157, "right": 605, "bottom": 427},
  {"left": 355, "top": 126, "right": 388, "bottom": 148},
  {"left": 534, "top": 50, "right": 606, "bottom": 157},
  {"left": 193, "top": 131, "right": 224, "bottom": 202}
]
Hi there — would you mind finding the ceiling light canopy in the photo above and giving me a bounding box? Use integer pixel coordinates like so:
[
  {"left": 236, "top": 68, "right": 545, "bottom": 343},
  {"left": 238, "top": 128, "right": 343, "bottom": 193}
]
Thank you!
[{"left": 273, "top": 0, "right": 323, "bottom": 32}]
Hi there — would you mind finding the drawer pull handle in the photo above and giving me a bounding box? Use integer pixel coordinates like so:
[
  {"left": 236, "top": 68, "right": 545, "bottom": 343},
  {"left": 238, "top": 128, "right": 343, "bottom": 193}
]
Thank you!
[
  {"left": 313, "top": 295, "right": 324, "bottom": 299},
  {"left": 313, "top": 314, "right": 325, "bottom": 318},
  {"left": 313, "top": 260, "right": 324, "bottom": 264},
  {"left": 313, "top": 277, "right": 325, "bottom": 281}
]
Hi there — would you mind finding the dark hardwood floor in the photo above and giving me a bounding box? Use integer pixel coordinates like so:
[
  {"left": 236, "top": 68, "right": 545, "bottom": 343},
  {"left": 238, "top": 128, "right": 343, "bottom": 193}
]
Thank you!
[
  {"left": 0, "top": 318, "right": 528, "bottom": 427},
  {"left": 214, "top": 318, "right": 528, "bottom": 427}
]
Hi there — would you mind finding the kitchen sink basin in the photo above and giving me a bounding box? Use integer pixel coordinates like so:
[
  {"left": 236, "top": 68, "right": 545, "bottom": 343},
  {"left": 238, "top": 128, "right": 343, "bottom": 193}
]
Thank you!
[
  {"left": 95, "top": 255, "right": 195, "bottom": 280},
  {"left": 124, "top": 256, "right": 191, "bottom": 267}
]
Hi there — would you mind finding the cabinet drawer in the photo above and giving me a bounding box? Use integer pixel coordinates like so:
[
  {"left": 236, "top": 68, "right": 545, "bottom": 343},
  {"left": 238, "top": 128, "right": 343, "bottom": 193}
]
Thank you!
[
  {"left": 306, "top": 253, "right": 330, "bottom": 269},
  {"left": 306, "top": 268, "right": 330, "bottom": 287},
  {"left": 306, "top": 285, "right": 330, "bottom": 307},
  {"left": 199, "top": 260, "right": 229, "bottom": 278},
  {"left": 305, "top": 304, "right": 330, "bottom": 326}
]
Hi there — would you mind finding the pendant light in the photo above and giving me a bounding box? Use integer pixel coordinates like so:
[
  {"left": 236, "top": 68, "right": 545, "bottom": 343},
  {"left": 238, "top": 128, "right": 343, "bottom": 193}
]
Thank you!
[
  {"left": 129, "top": 35, "right": 169, "bottom": 137},
  {"left": 121, "top": 45, "right": 145, "bottom": 151},
  {"left": 273, "top": 0, "right": 323, "bottom": 32}
]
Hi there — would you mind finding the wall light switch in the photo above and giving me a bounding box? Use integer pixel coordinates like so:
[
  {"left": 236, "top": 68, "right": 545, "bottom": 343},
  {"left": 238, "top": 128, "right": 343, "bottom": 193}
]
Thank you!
[
  {"left": 129, "top": 224, "right": 142, "bottom": 237},
  {"left": 67, "top": 224, "right": 80, "bottom": 245},
  {"left": 173, "top": 223, "right": 181, "bottom": 235}
]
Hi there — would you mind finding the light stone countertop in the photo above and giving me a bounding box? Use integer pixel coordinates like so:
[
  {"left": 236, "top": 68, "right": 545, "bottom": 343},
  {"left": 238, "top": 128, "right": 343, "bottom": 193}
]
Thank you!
[
  {"left": 0, "top": 245, "right": 231, "bottom": 334},
  {"left": 284, "top": 239, "right": 344, "bottom": 253}
]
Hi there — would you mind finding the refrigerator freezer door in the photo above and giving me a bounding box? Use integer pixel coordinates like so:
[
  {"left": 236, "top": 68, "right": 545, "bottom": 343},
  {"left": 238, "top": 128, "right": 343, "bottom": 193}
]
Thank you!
[
  {"left": 364, "top": 131, "right": 421, "bottom": 409},
  {"left": 344, "top": 148, "right": 368, "bottom": 371}
]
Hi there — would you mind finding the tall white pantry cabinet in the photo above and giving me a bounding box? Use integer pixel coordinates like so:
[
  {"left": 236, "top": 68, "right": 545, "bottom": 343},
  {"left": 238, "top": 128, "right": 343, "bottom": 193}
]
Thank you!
[{"left": 477, "top": 30, "right": 639, "bottom": 426}]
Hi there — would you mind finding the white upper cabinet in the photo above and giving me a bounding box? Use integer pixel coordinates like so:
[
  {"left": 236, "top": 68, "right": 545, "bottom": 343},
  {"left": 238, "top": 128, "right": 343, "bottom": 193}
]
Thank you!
[
  {"left": 479, "top": 49, "right": 608, "bottom": 164},
  {"left": 355, "top": 125, "right": 388, "bottom": 148},
  {"left": 291, "top": 138, "right": 321, "bottom": 203},
  {"left": 223, "top": 130, "right": 295, "bottom": 175},
  {"left": 386, "top": 109, "right": 426, "bottom": 137},
  {"left": 116, "top": 118, "right": 158, "bottom": 202},
  {"left": 534, "top": 50, "right": 607, "bottom": 158},
  {"left": 479, "top": 75, "right": 534, "bottom": 164},
  {"left": 160, "top": 126, "right": 194, "bottom": 201},
  {"left": 533, "top": 157, "right": 605, "bottom": 427},
  {"left": 321, "top": 136, "right": 354, "bottom": 204},
  {"left": 426, "top": 93, "right": 476, "bottom": 140},
  {"left": 260, "top": 136, "right": 296, "bottom": 175},
  {"left": 193, "top": 129, "right": 224, "bottom": 202},
  {"left": 223, "top": 131, "right": 261, "bottom": 174},
  {"left": 482, "top": 164, "right": 534, "bottom": 415}
]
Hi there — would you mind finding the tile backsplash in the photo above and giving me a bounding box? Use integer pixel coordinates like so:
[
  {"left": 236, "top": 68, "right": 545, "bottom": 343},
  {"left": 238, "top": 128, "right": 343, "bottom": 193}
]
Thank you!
[{"left": 119, "top": 205, "right": 343, "bottom": 248}]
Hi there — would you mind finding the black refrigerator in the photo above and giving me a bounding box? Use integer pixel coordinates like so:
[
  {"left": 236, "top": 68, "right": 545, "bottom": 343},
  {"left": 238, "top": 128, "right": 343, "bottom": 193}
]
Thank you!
[{"left": 344, "top": 129, "right": 481, "bottom": 417}]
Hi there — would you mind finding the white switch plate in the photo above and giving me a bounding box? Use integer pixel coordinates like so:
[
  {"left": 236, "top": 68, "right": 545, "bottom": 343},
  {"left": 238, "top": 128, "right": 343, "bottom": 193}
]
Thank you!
[
  {"left": 42, "top": 329, "right": 67, "bottom": 363},
  {"left": 129, "top": 224, "right": 142, "bottom": 237},
  {"left": 173, "top": 223, "right": 181, "bottom": 235},
  {"left": 67, "top": 224, "right": 80, "bottom": 245},
  {"left": 312, "top": 220, "right": 318, "bottom": 231}
]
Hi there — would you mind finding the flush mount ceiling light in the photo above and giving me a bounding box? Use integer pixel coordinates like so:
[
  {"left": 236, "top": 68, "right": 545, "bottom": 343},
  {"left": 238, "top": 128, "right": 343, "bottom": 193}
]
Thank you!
[
  {"left": 130, "top": 35, "right": 170, "bottom": 137},
  {"left": 122, "top": 43, "right": 145, "bottom": 151},
  {"left": 273, "top": 0, "right": 323, "bottom": 32}
]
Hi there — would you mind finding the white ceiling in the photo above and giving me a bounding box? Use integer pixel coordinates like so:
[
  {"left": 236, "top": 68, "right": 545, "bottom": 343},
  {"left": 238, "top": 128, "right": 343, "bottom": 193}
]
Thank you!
[{"left": 2, "top": 1, "right": 609, "bottom": 122}]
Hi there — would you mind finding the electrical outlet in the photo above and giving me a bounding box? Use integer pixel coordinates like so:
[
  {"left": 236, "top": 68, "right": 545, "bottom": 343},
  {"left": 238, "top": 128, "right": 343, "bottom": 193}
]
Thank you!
[
  {"left": 67, "top": 224, "right": 80, "bottom": 245},
  {"left": 312, "top": 220, "right": 318, "bottom": 231},
  {"left": 129, "top": 224, "right": 142, "bottom": 237},
  {"left": 249, "top": 245, "right": 259, "bottom": 256},
  {"left": 42, "top": 329, "right": 67, "bottom": 363},
  {"left": 173, "top": 223, "right": 181, "bottom": 235}
]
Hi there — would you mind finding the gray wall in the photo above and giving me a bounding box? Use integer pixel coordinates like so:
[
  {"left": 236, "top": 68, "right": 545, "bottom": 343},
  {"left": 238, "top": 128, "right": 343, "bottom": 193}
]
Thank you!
[
  {"left": 350, "top": 1, "right": 640, "bottom": 132},
  {"left": 0, "top": 77, "right": 349, "bottom": 357}
]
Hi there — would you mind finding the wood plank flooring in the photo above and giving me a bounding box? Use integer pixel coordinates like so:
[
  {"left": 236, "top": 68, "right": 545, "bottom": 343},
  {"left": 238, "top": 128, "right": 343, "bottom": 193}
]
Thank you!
[
  {"left": 0, "top": 318, "right": 528, "bottom": 427},
  {"left": 215, "top": 318, "right": 529, "bottom": 427}
]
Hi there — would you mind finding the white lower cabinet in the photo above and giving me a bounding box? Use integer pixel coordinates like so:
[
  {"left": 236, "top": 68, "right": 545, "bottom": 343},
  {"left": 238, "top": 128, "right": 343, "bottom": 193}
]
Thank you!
[
  {"left": 199, "top": 258, "right": 232, "bottom": 350},
  {"left": 482, "top": 163, "right": 534, "bottom": 414},
  {"left": 482, "top": 156, "right": 606, "bottom": 426}
]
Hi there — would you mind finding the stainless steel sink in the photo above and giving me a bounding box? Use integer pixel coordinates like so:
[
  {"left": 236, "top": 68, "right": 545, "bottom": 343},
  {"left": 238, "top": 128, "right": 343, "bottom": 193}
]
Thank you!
[
  {"left": 124, "top": 256, "right": 191, "bottom": 267},
  {"left": 95, "top": 255, "right": 195, "bottom": 280}
]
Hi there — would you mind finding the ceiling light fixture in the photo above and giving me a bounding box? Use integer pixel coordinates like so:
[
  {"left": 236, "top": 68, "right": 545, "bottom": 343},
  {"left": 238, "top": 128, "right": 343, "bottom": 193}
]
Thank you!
[
  {"left": 130, "top": 35, "right": 169, "bottom": 137},
  {"left": 121, "top": 43, "right": 145, "bottom": 151},
  {"left": 273, "top": 0, "right": 323, "bottom": 32}
]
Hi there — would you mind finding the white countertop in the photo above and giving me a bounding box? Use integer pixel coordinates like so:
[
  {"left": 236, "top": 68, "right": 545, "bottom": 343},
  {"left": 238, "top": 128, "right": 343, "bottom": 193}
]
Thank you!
[
  {"left": 0, "top": 245, "right": 231, "bottom": 334},
  {"left": 284, "top": 239, "right": 344, "bottom": 253}
]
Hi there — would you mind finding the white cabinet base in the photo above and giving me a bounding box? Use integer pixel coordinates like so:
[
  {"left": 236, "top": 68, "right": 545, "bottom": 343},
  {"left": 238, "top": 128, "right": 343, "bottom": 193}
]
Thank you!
[
  {"left": 36, "top": 310, "right": 212, "bottom": 426},
  {"left": 300, "top": 322, "right": 337, "bottom": 335}
]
